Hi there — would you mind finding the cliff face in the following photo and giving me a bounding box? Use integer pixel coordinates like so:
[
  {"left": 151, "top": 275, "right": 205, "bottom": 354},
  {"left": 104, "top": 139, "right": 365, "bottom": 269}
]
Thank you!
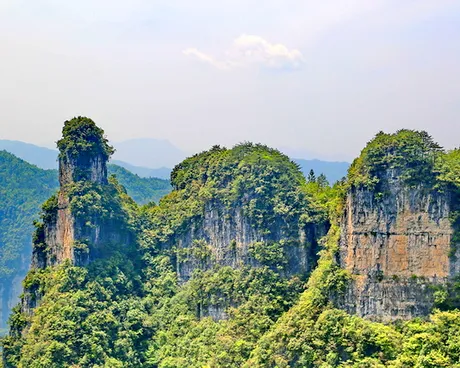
[
  {"left": 164, "top": 202, "right": 325, "bottom": 284},
  {"left": 144, "top": 144, "right": 329, "bottom": 320},
  {"left": 339, "top": 171, "right": 458, "bottom": 321},
  {"left": 20, "top": 118, "right": 128, "bottom": 319},
  {"left": 32, "top": 151, "right": 108, "bottom": 269}
]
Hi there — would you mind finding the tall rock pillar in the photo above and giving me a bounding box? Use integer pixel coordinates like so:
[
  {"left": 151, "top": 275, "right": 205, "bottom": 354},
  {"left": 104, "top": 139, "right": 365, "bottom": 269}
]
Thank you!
[{"left": 31, "top": 117, "right": 114, "bottom": 269}]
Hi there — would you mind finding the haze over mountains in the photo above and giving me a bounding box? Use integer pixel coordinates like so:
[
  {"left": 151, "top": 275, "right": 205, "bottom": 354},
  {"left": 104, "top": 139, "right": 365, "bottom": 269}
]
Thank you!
[{"left": 0, "top": 139, "right": 349, "bottom": 183}]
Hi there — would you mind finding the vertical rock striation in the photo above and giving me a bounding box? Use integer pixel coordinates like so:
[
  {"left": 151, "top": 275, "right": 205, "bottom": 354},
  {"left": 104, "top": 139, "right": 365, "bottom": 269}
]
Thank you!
[
  {"left": 32, "top": 119, "right": 111, "bottom": 269},
  {"left": 165, "top": 202, "right": 326, "bottom": 283},
  {"left": 143, "top": 144, "right": 330, "bottom": 320},
  {"left": 21, "top": 117, "right": 130, "bottom": 317},
  {"left": 338, "top": 131, "right": 459, "bottom": 321},
  {"left": 339, "top": 180, "right": 456, "bottom": 320}
]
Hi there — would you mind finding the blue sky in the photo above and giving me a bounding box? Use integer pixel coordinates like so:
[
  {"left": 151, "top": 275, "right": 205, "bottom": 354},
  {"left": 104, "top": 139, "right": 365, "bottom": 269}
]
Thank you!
[{"left": 1, "top": 0, "right": 459, "bottom": 160}]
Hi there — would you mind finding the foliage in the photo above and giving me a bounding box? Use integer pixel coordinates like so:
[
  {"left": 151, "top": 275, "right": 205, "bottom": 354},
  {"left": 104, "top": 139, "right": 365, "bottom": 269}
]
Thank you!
[
  {"left": 0, "top": 152, "right": 57, "bottom": 277},
  {"left": 0, "top": 148, "right": 169, "bottom": 330},
  {"left": 57, "top": 117, "right": 114, "bottom": 161},
  {"left": 3, "top": 257, "right": 149, "bottom": 368},
  {"left": 247, "top": 226, "right": 460, "bottom": 367},
  {"left": 2, "top": 127, "right": 460, "bottom": 368},
  {"left": 348, "top": 130, "right": 443, "bottom": 189},
  {"left": 435, "top": 149, "right": 460, "bottom": 189},
  {"left": 0, "top": 151, "right": 57, "bottom": 329},
  {"left": 108, "top": 164, "right": 171, "bottom": 205},
  {"left": 435, "top": 149, "right": 460, "bottom": 260},
  {"left": 143, "top": 143, "right": 325, "bottom": 249}
]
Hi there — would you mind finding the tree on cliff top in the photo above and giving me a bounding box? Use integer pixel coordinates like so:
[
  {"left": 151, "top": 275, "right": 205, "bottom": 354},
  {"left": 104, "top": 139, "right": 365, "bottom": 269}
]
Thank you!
[
  {"left": 57, "top": 116, "right": 114, "bottom": 161},
  {"left": 348, "top": 129, "right": 443, "bottom": 188}
]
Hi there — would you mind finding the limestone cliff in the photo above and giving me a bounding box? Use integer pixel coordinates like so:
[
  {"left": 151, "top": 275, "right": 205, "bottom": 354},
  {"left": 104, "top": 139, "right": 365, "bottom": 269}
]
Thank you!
[
  {"left": 165, "top": 201, "right": 326, "bottom": 284},
  {"left": 22, "top": 117, "right": 130, "bottom": 315},
  {"left": 338, "top": 131, "right": 459, "bottom": 321},
  {"left": 32, "top": 123, "right": 110, "bottom": 269},
  {"left": 143, "top": 144, "right": 329, "bottom": 319}
]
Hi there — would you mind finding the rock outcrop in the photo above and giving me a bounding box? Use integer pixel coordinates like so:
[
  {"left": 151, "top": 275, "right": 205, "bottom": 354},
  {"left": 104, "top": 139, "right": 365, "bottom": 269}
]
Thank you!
[
  {"left": 148, "top": 144, "right": 330, "bottom": 319},
  {"left": 22, "top": 117, "right": 129, "bottom": 316},
  {"left": 339, "top": 169, "right": 459, "bottom": 321},
  {"left": 32, "top": 133, "right": 109, "bottom": 268},
  {"left": 165, "top": 202, "right": 326, "bottom": 283}
]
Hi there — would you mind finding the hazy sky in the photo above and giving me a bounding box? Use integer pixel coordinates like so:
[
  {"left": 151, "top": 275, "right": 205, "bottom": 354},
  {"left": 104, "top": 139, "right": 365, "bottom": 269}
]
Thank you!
[{"left": 1, "top": 1, "right": 459, "bottom": 160}]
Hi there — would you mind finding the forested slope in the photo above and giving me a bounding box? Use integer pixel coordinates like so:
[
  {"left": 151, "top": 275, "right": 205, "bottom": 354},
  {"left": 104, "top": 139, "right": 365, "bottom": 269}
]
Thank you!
[
  {"left": 0, "top": 150, "right": 170, "bottom": 331},
  {"left": 2, "top": 120, "right": 460, "bottom": 368}
]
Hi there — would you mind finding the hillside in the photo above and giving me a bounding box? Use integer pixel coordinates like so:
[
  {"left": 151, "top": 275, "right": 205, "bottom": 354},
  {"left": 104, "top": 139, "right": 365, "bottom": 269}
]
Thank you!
[
  {"left": 0, "top": 151, "right": 58, "bottom": 333},
  {"left": 0, "top": 141, "right": 57, "bottom": 170},
  {"left": 0, "top": 150, "right": 171, "bottom": 331},
  {"left": 0, "top": 140, "right": 173, "bottom": 180},
  {"left": 2, "top": 119, "right": 459, "bottom": 367},
  {"left": 107, "top": 165, "right": 171, "bottom": 205}
]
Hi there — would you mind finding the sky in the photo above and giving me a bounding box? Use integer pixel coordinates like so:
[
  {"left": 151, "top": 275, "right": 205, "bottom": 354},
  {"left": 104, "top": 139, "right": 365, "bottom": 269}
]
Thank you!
[{"left": 1, "top": 1, "right": 459, "bottom": 161}]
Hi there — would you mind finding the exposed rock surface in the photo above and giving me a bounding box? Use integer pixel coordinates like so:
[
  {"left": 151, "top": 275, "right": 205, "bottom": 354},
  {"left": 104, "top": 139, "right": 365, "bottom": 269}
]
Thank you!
[
  {"left": 159, "top": 199, "right": 327, "bottom": 321},
  {"left": 339, "top": 172, "right": 458, "bottom": 321},
  {"left": 165, "top": 202, "right": 325, "bottom": 283},
  {"left": 32, "top": 152, "right": 108, "bottom": 269},
  {"left": 151, "top": 144, "right": 330, "bottom": 320},
  {"left": 20, "top": 118, "right": 127, "bottom": 319}
]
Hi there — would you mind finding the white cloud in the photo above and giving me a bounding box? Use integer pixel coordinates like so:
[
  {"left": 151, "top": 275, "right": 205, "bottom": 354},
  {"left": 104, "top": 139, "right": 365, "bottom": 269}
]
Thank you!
[
  {"left": 183, "top": 34, "right": 304, "bottom": 70},
  {"left": 182, "top": 48, "right": 233, "bottom": 70}
]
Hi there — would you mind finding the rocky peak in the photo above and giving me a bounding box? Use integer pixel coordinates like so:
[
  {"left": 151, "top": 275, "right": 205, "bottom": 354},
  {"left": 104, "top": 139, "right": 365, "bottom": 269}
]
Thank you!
[
  {"left": 338, "top": 130, "right": 459, "bottom": 321},
  {"left": 32, "top": 117, "right": 116, "bottom": 269},
  {"left": 57, "top": 116, "right": 113, "bottom": 186},
  {"left": 143, "top": 143, "right": 329, "bottom": 319}
]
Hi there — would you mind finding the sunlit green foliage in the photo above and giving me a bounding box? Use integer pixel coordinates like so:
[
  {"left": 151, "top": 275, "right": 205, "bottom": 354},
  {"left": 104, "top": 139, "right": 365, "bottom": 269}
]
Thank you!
[
  {"left": 436, "top": 149, "right": 460, "bottom": 189},
  {"left": 57, "top": 116, "right": 114, "bottom": 162},
  {"left": 348, "top": 129, "right": 443, "bottom": 189},
  {"left": 108, "top": 165, "right": 171, "bottom": 205},
  {"left": 2, "top": 130, "right": 460, "bottom": 367},
  {"left": 0, "top": 152, "right": 58, "bottom": 331},
  {"left": 3, "top": 257, "right": 148, "bottom": 368},
  {"left": 142, "top": 143, "right": 324, "bottom": 249},
  {"left": 0, "top": 150, "right": 169, "bottom": 330},
  {"left": 0, "top": 152, "right": 57, "bottom": 279}
]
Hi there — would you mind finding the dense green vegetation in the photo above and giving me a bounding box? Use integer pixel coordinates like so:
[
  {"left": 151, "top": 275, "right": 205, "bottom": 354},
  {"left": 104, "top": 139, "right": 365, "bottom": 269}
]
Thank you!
[
  {"left": 0, "top": 152, "right": 58, "bottom": 332},
  {"left": 146, "top": 143, "right": 324, "bottom": 247},
  {"left": 0, "top": 152, "right": 57, "bottom": 279},
  {"left": 107, "top": 165, "right": 171, "bottom": 205},
  {"left": 57, "top": 117, "right": 114, "bottom": 163},
  {"left": 2, "top": 125, "right": 460, "bottom": 367},
  {"left": 0, "top": 149, "right": 171, "bottom": 332},
  {"left": 348, "top": 129, "right": 444, "bottom": 189}
]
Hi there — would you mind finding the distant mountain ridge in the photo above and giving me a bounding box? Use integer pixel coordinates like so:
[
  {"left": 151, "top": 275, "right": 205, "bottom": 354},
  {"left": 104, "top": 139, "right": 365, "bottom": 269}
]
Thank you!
[
  {"left": 111, "top": 160, "right": 171, "bottom": 180},
  {"left": 0, "top": 140, "right": 174, "bottom": 180},
  {"left": 0, "top": 140, "right": 58, "bottom": 170},
  {"left": 0, "top": 140, "right": 350, "bottom": 183},
  {"left": 112, "top": 138, "right": 188, "bottom": 169},
  {"left": 293, "top": 158, "right": 349, "bottom": 183}
]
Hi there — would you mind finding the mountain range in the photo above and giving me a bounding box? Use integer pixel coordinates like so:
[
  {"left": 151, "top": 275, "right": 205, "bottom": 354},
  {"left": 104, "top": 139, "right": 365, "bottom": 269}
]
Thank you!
[
  {"left": 0, "top": 139, "right": 350, "bottom": 183},
  {"left": 2, "top": 119, "right": 459, "bottom": 367}
]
